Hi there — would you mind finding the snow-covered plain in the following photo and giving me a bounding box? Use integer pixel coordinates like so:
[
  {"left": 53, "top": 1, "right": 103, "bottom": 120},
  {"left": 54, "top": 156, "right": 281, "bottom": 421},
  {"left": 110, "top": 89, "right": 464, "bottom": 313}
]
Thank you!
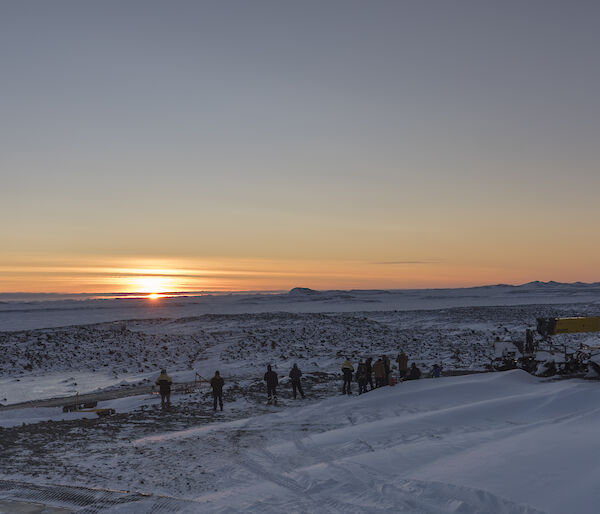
[
  {"left": 133, "top": 370, "right": 597, "bottom": 514},
  {"left": 2, "top": 281, "right": 600, "bottom": 332},
  {"left": 2, "top": 283, "right": 600, "bottom": 513}
]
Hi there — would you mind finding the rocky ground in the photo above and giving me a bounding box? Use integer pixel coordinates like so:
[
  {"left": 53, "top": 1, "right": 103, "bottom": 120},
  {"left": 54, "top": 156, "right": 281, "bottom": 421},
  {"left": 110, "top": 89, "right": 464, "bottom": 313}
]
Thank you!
[{"left": 2, "top": 302, "right": 600, "bottom": 502}]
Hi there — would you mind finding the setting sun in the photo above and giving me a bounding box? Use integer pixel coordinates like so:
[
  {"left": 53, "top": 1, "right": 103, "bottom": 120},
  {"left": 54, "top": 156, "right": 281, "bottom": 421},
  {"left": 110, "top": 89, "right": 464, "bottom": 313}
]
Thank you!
[{"left": 133, "top": 275, "right": 175, "bottom": 294}]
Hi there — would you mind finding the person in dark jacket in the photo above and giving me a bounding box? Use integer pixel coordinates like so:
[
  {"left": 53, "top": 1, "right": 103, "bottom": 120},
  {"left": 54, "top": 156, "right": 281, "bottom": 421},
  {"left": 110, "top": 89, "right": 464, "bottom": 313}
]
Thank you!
[
  {"left": 365, "top": 357, "right": 374, "bottom": 390},
  {"left": 356, "top": 361, "right": 368, "bottom": 394},
  {"left": 155, "top": 369, "right": 172, "bottom": 406},
  {"left": 383, "top": 355, "right": 391, "bottom": 386},
  {"left": 341, "top": 359, "right": 354, "bottom": 395},
  {"left": 264, "top": 364, "right": 279, "bottom": 405},
  {"left": 289, "top": 363, "right": 305, "bottom": 399},
  {"left": 210, "top": 371, "right": 225, "bottom": 411},
  {"left": 431, "top": 363, "right": 442, "bottom": 378},
  {"left": 407, "top": 362, "right": 422, "bottom": 380}
]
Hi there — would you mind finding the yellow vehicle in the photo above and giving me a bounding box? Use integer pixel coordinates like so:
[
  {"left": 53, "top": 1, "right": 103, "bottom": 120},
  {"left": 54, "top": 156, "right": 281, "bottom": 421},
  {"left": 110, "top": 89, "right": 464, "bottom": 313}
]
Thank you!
[{"left": 537, "top": 317, "right": 600, "bottom": 337}]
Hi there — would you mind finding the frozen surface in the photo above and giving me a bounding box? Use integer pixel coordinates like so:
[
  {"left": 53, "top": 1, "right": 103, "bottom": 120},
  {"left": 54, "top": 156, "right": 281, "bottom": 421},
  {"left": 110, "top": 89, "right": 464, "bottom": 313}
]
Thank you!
[
  {"left": 2, "top": 296, "right": 600, "bottom": 406},
  {"left": 126, "top": 371, "right": 599, "bottom": 514},
  {"left": 2, "top": 281, "right": 600, "bottom": 332},
  {"left": 3, "top": 283, "right": 600, "bottom": 512},
  {"left": 5, "top": 371, "right": 600, "bottom": 513}
]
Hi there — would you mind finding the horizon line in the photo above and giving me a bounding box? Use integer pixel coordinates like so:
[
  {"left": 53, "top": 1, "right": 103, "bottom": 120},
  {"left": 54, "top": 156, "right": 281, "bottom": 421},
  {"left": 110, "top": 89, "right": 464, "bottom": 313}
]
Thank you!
[{"left": 0, "top": 280, "right": 597, "bottom": 297}]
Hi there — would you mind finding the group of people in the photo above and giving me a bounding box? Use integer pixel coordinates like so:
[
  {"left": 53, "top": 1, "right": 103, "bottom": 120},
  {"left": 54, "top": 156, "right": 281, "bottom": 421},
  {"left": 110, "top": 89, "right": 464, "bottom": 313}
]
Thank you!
[
  {"left": 263, "top": 363, "right": 305, "bottom": 405},
  {"left": 154, "top": 353, "right": 442, "bottom": 408},
  {"left": 155, "top": 368, "right": 225, "bottom": 411},
  {"left": 154, "top": 363, "right": 306, "bottom": 410},
  {"left": 340, "top": 352, "right": 440, "bottom": 395}
]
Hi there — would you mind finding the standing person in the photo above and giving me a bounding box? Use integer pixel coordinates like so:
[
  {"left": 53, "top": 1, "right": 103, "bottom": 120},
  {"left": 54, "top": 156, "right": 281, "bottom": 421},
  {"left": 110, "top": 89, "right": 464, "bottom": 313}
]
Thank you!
[
  {"left": 341, "top": 359, "right": 354, "bottom": 395},
  {"left": 289, "top": 363, "right": 305, "bottom": 399},
  {"left": 407, "top": 362, "right": 422, "bottom": 380},
  {"left": 365, "top": 357, "right": 374, "bottom": 390},
  {"left": 264, "top": 364, "right": 279, "bottom": 405},
  {"left": 396, "top": 351, "right": 409, "bottom": 380},
  {"left": 373, "top": 357, "right": 385, "bottom": 388},
  {"left": 155, "top": 369, "right": 172, "bottom": 407},
  {"left": 525, "top": 329, "right": 535, "bottom": 355},
  {"left": 356, "top": 360, "right": 368, "bottom": 394},
  {"left": 210, "top": 371, "right": 225, "bottom": 411},
  {"left": 383, "top": 355, "right": 391, "bottom": 386},
  {"left": 431, "top": 363, "right": 442, "bottom": 378}
]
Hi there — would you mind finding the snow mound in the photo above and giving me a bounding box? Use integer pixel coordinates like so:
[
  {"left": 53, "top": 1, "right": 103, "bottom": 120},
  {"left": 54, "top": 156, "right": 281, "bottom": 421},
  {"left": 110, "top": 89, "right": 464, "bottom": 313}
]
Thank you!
[{"left": 131, "top": 371, "right": 600, "bottom": 512}]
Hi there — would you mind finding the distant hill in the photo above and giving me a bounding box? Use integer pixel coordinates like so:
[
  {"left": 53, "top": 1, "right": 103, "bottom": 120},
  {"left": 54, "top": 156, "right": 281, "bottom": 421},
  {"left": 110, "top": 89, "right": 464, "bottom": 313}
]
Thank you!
[{"left": 288, "top": 287, "right": 318, "bottom": 296}]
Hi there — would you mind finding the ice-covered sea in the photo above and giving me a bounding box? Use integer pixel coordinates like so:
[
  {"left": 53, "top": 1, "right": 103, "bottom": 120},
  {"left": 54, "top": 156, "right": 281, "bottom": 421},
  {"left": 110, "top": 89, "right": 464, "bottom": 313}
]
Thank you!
[
  {"left": 2, "top": 281, "right": 600, "bottom": 332},
  {"left": 2, "top": 282, "right": 600, "bottom": 513}
]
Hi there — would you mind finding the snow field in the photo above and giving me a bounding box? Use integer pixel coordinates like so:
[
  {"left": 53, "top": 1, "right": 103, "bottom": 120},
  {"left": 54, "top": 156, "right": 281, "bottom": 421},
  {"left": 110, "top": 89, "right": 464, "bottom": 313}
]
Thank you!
[
  {"left": 3, "top": 289, "right": 600, "bottom": 512},
  {"left": 4, "top": 303, "right": 600, "bottom": 406},
  {"left": 131, "top": 370, "right": 596, "bottom": 513},
  {"left": 2, "top": 282, "right": 600, "bottom": 332}
]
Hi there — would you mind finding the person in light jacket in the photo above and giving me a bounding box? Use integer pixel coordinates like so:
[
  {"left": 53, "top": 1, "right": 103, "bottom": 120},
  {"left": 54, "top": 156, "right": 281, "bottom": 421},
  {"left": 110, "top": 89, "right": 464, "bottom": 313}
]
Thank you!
[
  {"left": 372, "top": 358, "right": 385, "bottom": 388},
  {"left": 155, "top": 369, "right": 172, "bottom": 406},
  {"left": 396, "top": 351, "right": 409, "bottom": 379}
]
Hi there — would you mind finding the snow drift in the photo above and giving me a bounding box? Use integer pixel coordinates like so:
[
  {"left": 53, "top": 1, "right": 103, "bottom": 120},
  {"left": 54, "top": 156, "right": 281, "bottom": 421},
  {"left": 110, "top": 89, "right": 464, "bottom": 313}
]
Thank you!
[{"left": 131, "top": 370, "right": 598, "bottom": 514}]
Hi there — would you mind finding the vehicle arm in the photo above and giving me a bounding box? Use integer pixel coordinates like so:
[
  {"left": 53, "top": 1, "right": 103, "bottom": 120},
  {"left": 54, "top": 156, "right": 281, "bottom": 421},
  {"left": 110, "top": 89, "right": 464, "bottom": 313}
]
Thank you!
[{"left": 537, "top": 317, "right": 600, "bottom": 337}]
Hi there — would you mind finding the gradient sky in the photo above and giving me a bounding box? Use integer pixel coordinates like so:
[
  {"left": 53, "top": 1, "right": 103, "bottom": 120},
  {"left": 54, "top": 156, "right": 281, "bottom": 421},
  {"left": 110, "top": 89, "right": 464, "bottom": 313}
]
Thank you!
[{"left": 2, "top": 1, "right": 599, "bottom": 293}]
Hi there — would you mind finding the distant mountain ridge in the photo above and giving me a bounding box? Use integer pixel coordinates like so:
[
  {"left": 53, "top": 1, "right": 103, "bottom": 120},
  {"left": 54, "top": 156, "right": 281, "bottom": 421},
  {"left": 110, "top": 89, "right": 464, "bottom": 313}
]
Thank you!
[
  {"left": 286, "top": 281, "right": 600, "bottom": 295},
  {"left": 2, "top": 281, "right": 600, "bottom": 305}
]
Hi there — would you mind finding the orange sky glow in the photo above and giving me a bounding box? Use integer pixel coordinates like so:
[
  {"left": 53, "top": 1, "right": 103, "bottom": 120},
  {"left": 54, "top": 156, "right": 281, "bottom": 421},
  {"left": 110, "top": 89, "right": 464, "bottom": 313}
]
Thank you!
[
  {"left": 1, "top": 253, "right": 598, "bottom": 294},
  {"left": 2, "top": 3, "right": 599, "bottom": 294}
]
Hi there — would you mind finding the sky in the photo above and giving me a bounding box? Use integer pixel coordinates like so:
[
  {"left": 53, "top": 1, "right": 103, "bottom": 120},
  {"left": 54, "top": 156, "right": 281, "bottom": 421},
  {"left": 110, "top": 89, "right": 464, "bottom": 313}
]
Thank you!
[{"left": 1, "top": 0, "right": 599, "bottom": 293}]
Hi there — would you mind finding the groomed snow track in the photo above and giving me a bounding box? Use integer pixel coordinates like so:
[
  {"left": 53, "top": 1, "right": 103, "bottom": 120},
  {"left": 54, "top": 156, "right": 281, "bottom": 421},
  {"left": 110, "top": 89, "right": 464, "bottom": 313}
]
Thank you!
[{"left": 0, "top": 479, "right": 201, "bottom": 513}]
